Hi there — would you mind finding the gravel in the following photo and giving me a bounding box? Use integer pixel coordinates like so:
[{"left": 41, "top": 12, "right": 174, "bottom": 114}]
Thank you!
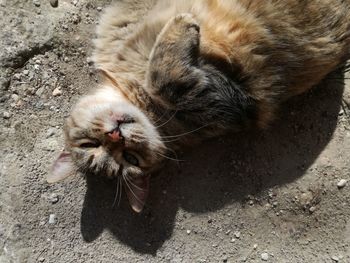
[
  {"left": 48, "top": 214, "right": 56, "bottom": 224},
  {"left": 3, "top": 111, "right": 11, "bottom": 119},
  {"left": 33, "top": 0, "right": 41, "bottom": 7},
  {"left": 331, "top": 255, "right": 339, "bottom": 262},
  {"left": 337, "top": 179, "right": 347, "bottom": 189},
  {"left": 48, "top": 193, "right": 59, "bottom": 204},
  {"left": 261, "top": 252, "right": 269, "bottom": 261},
  {"left": 49, "top": 0, "right": 59, "bottom": 8},
  {"left": 52, "top": 87, "right": 62, "bottom": 96}
]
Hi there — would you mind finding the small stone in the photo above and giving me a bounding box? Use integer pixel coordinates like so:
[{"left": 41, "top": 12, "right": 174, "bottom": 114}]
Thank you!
[
  {"left": 48, "top": 214, "right": 56, "bottom": 224},
  {"left": 331, "top": 256, "right": 339, "bottom": 262},
  {"left": 253, "top": 244, "right": 258, "bottom": 250},
  {"left": 186, "top": 230, "right": 191, "bottom": 234},
  {"left": 337, "top": 179, "right": 347, "bottom": 189},
  {"left": 38, "top": 257, "right": 45, "bottom": 262},
  {"left": 11, "top": 94, "right": 19, "bottom": 102},
  {"left": 33, "top": 0, "right": 40, "bottom": 7},
  {"left": 49, "top": 0, "right": 58, "bottom": 8},
  {"left": 36, "top": 87, "right": 45, "bottom": 97},
  {"left": 261, "top": 252, "right": 269, "bottom": 261},
  {"left": 230, "top": 238, "right": 236, "bottom": 243},
  {"left": 309, "top": 206, "right": 316, "bottom": 213},
  {"left": 23, "top": 70, "right": 29, "bottom": 76},
  {"left": 97, "top": 6, "right": 102, "bottom": 11},
  {"left": 3, "top": 111, "right": 11, "bottom": 119},
  {"left": 48, "top": 193, "right": 59, "bottom": 204},
  {"left": 52, "top": 87, "right": 62, "bottom": 96},
  {"left": 234, "top": 231, "right": 241, "bottom": 239},
  {"left": 46, "top": 128, "right": 56, "bottom": 138}
]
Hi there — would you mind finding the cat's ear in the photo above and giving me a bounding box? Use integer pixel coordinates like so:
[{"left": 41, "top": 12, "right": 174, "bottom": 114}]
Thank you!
[
  {"left": 47, "top": 151, "right": 75, "bottom": 183},
  {"left": 125, "top": 175, "right": 150, "bottom": 213}
]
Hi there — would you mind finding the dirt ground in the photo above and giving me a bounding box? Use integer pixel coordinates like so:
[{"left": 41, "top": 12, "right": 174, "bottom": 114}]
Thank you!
[{"left": 1, "top": 0, "right": 350, "bottom": 262}]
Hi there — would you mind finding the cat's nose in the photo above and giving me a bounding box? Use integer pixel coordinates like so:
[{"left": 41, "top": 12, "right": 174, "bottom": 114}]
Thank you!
[{"left": 107, "top": 127, "right": 123, "bottom": 142}]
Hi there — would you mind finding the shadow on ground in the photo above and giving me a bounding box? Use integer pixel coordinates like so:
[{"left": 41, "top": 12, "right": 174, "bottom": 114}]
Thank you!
[{"left": 80, "top": 71, "right": 345, "bottom": 254}]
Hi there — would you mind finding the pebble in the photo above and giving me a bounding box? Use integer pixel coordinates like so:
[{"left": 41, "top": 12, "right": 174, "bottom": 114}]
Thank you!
[
  {"left": 11, "top": 94, "right": 19, "bottom": 102},
  {"left": 23, "top": 70, "right": 29, "bottom": 76},
  {"left": 46, "top": 128, "right": 56, "bottom": 138},
  {"left": 261, "top": 252, "right": 269, "bottom": 261},
  {"left": 337, "top": 179, "right": 347, "bottom": 189},
  {"left": 48, "top": 193, "right": 59, "bottom": 204},
  {"left": 36, "top": 87, "right": 45, "bottom": 97},
  {"left": 52, "top": 87, "right": 62, "bottom": 96},
  {"left": 186, "top": 230, "right": 191, "bottom": 235},
  {"left": 97, "top": 6, "right": 102, "bottom": 11},
  {"left": 33, "top": 0, "right": 40, "bottom": 7},
  {"left": 253, "top": 244, "right": 258, "bottom": 250},
  {"left": 48, "top": 214, "right": 56, "bottom": 224},
  {"left": 331, "top": 256, "right": 339, "bottom": 262},
  {"left": 50, "top": 0, "right": 58, "bottom": 8},
  {"left": 234, "top": 231, "right": 241, "bottom": 239},
  {"left": 38, "top": 257, "right": 45, "bottom": 262},
  {"left": 309, "top": 206, "right": 316, "bottom": 213},
  {"left": 3, "top": 111, "right": 11, "bottom": 119}
]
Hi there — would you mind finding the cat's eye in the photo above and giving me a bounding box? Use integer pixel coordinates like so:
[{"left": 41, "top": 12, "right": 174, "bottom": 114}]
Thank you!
[
  {"left": 80, "top": 141, "right": 100, "bottom": 148},
  {"left": 123, "top": 151, "right": 139, "bottom": 166}
]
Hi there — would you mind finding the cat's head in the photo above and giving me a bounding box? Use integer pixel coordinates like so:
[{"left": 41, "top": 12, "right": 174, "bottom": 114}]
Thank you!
[{"left": 49, "top": 74, "right": 166, "bottom": 212}]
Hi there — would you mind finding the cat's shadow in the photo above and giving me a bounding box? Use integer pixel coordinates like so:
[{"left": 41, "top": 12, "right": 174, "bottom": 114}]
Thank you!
[{"left": 80, "top": 72, "right": 345, "bottom": 254}]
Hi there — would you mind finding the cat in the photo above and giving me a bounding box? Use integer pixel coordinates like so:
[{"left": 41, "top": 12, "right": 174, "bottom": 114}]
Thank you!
[{"left": 48, "top": 0, "right": 350, "bottom": 212}]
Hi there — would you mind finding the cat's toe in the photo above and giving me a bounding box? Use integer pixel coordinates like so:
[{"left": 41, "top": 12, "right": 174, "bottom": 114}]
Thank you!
[{"left": 173, "top": 13, "right": 200, "bottom": 32}]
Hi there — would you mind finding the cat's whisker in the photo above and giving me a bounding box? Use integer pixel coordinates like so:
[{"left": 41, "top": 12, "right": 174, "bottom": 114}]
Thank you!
[
  {"left": 160, "top": 123, "right": 211, "bottom": 139},
  {"left": 160, "top": 138, "right": 182, "bottom": 143},
  {"left": 153, "top": 108, "right": 170, "bottom": 125},
  {"left": 155, "top": 110, "right": 178, "bottom": 128},
  {"left": 155, "top": 151, "right": 185, "bottom": 162},
  {"left": 122, "top": 173, "right": 145, "bottom": 205},
  {"left": 165, "top": 147, "right": 181, "bottom": 163},
  {"left": 124, "top": 174, "right": 145, "bottom": 191},
  {"left": 112, "top": 176, "right": 121, "bottom": 207}
]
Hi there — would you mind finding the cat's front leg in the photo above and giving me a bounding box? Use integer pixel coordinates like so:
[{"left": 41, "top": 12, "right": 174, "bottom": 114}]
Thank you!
[{"left": 146, "top": 14, "right": 204, "bottom": 107}]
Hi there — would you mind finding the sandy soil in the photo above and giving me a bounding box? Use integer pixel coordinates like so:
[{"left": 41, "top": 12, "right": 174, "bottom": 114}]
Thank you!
[{"left": 1, "top": 0, "right": 350, "bottom": 262}]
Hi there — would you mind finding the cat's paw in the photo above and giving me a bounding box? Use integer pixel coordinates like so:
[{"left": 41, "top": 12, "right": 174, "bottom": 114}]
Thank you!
[
  {"left": 159, "top": 13, "right": 200, "bottom": 40},
  {"left": 172, "top": 13, "right": 200, "bottom": 33},
  {"left": 154, "top": 13, "right": 200, "bottom": 53}
]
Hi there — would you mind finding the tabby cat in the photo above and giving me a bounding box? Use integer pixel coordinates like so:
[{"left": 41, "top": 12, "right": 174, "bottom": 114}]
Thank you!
[{"left": 49, "top": 0, "right": 350, "bottom": 212}]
